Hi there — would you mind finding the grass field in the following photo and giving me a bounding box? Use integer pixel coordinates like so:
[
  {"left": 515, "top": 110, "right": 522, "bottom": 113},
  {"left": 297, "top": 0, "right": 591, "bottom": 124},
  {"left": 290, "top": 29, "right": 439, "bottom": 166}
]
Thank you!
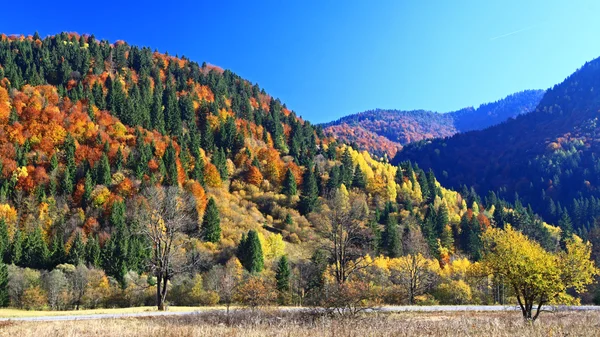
[
  {"left": 0, "top": 306, "right": 214, "bottom": 318},
  {"left": 1, "top": 309, "right": 599, "bottom": 336}
]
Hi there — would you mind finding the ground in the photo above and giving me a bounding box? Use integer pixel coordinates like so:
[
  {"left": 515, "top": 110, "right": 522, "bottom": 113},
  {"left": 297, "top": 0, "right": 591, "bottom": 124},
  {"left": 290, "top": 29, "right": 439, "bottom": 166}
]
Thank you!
[{"left": 1, "top": 309, "right": 599, "bottom": 336}]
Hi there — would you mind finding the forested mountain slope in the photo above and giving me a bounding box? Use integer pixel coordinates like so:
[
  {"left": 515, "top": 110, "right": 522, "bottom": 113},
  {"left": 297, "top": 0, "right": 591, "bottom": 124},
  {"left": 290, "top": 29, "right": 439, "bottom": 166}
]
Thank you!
[
  {"left": 322, "top": 90, "right": 543, "bottom": 158},
  {"left": 0, "top": 32, "right": 587, "bottom": 310},
  {"left": 395, "top": 57, "right": 600, "bottom": 236}
]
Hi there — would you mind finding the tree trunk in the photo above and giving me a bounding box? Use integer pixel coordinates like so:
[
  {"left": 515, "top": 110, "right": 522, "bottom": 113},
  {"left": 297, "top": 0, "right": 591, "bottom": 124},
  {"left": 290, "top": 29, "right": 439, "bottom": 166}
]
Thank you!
[{"left": 156, "top": 274, "right": 164, "bottom": 311}]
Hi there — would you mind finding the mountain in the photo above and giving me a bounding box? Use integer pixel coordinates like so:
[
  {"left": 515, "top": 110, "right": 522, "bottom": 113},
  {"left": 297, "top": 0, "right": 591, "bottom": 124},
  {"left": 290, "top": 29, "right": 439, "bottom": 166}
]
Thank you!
[
  {"left": 322, "top": 90, "right": 544, "bottom": 158},
  {"left": 0, "top": 32, "right": 485, "bottom": 281},
  {"left": 0, "top": 32, "right": 583, "bottom": 310},
  {"left": 394, "top": 57, "right": 600, "bottom": 234}
]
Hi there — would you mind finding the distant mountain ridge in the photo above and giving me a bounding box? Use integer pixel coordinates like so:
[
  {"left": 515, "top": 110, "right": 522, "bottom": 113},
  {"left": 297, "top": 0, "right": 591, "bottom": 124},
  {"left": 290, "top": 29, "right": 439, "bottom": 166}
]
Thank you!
[
  {"left": 393, "top": 57, "right": 600, "bottom": 233},
  {"left": 321, "top": 90, "right": 544, "bottom": 158}
]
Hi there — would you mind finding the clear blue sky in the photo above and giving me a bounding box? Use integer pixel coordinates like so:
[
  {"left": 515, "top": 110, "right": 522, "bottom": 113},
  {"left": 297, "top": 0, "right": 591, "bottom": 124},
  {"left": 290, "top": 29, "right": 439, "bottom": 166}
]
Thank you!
[{"left": 2, "top": 0, "right": 600, "bottom": 123}]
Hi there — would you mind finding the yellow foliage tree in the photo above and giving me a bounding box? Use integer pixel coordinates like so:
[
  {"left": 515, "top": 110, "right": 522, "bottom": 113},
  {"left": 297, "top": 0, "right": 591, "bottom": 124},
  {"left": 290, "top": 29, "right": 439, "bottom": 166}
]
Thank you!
[{"left": 481, "top": 225, "right": 598, "bottom": 321}]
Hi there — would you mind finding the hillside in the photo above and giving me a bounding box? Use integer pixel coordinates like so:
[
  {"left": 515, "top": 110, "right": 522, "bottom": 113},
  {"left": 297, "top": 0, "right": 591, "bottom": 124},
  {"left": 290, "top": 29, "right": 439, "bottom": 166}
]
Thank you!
[
  {"left": 322, "top": 90, "right": 543, "bottom": 157},
  {"left": 0, "top": 33, "right": 486, "bottom": 286},
  {"left": 0, "top": 32, "right": 590, "bottom": 312},
  {"left": 395, "top": 57, "right": 600, "bottom": 235}
]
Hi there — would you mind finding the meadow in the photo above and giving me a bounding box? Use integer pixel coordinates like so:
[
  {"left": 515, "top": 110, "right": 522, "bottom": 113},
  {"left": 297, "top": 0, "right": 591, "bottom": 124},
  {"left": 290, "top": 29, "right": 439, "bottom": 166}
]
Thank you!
[{"left": 1, "top": 309, "right": 599, "bottom": 337}]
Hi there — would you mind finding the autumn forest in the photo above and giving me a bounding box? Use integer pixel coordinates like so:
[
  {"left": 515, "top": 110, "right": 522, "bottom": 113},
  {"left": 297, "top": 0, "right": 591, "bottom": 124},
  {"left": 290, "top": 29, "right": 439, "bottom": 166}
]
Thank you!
[{"left": 0, "top": 32, "right": 596, "bottom": 328}]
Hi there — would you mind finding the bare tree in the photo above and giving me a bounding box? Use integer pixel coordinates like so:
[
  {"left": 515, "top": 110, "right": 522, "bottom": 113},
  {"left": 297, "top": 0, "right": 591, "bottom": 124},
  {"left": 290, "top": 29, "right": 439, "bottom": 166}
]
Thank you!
[
  {"left": 134, "top": 186, "right": 197, "bottom": 311},
  {"left": 311, "top": 187, "right": 372, "bottom": 284}
]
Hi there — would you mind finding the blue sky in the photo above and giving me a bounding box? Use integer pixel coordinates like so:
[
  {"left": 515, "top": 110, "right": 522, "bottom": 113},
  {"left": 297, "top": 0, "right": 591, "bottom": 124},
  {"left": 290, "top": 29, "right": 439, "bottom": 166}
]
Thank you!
[{"left": 2, "top": 0, "right": 600, "bottom": 123}]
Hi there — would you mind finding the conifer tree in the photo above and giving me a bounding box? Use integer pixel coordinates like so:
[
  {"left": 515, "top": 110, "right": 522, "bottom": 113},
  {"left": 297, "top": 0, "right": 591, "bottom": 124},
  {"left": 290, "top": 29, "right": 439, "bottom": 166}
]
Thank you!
[
  {"left": 193, "top": 152, "right": 205, "bottom": 186},
  {"left": 96, "top": 153, "right": 112, "bottom": 186},
  {"left": 212, "top": 148, "right": 228, "bottom": 181},
  {"left": 382, "top": 217, "right": 401, "bottom": 258},
  {"left": 276, "top": 255, "right": 291, "bottom": 292},
  {"left": 103, "top": 201, "right": 129, "bottom": 287},
  {"left": 22, "top": 225, "right": 49, "bottom": 269},
  {"left": 341, "top": 148, "right": 354, "bottom": 186},
  {"left": 49, "top": 233, "right": 66, "bottom": 267},
  {"left": 163, "top": 142, "right": 179, "bottom": 186},
  {"left": 0, "top": 219, "right": 8, "bottom": 262},
  {"left": 86, "top": 235, "right": 102, "bottom": 268},
  {"left": 282, "top": 169, "right": 297, "bottom": 197},
  {"left": 352, "top": 164, "right": 366, "bottom": 189},
  {"left": 10, "top": 229, "right": 23, "bottom": 265},
  {"left": 202, "top": 198, "right": 221, "bottom": 243},
  {"left": 0, "top": 262, "right": 7, "bottom": 307},
  {"left": 83, "top": 171, "right": 93, "bottom": 206},
  {"left": 237, "top": 230, "right": 264, "bottom": 273},
  {"left": 299, "top": 165, "right": 318, "bottom": 215},
  {"left": 68, "top": 232, "right": 86, "bottom": 265}
]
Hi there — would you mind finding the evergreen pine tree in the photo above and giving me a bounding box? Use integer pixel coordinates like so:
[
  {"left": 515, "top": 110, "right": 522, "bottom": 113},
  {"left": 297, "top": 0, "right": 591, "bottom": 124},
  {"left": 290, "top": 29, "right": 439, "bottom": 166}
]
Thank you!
[
  {"left": 68, "top": 232, "right": 86, "bottom": 265},
  {"left": 22, "top": 225, "right": 49, "bottom": 269},
  {"left": 193, "top": 152, "right": 205, "bottom": 186},
  {"left": 352, "top": 164, "right": 366, "bottom": 189},
  {"left": 0, "top": 262, "right": 7, "bottom": 307},
  {"left": 83, "top": 170, "right": 93, "bottom": 206},
  {"left": 382, "top": 217, "right": 401, "bottom": 258},
  {"left": 49, "top": 233, "right": 66, "bottom": 267},
  {"left": 275, "top": 255, "right": 291, "bottom": 292},
  {"left": 299, "top": 166, "right": 318, "bottom": 215},
  {"left": 212, "top": 148, "right": 228, "bottom": 181},
  {"left": 282, "top": 169, "right": 297, "bottom": 197},
  {"left": 238, "top": 230, "right": 264, "bottom": 273},
  {"left": 202, "top": 198, "right": 221, "bottom": 243},
  {"left": 0, "top": 219, "right": 8, "bottom": 263},
  {"left": 86, "top": 235, "right": 101, "bottom": 268},
  {"left": 96, "top": 153, "right": 112, "bottom": 186},
  {"left": 163, "top": 142, "right": 179, "bottom": 186},
  {"left": 10, "top": 228, "right": 23, "bottom": 265}
]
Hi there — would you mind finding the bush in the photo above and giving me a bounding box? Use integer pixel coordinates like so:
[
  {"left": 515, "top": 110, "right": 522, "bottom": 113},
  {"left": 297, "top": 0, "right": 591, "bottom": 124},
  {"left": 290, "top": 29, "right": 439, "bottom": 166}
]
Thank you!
[
  {"left": 21, "top": 285, "right": 47, "bottom": 310},
  {"left": 434, "top": 280, "right": 472, "bottom": 305}
]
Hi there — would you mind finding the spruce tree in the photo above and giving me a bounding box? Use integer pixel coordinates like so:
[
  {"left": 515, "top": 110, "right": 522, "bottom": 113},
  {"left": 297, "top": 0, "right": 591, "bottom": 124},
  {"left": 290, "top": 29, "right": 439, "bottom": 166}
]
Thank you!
[
  {"left": 352, "top": 164, "right": 366, "bottom": 189},
  {"left": 163, "top": 142, "right": 179, "bottom": 186},
  {"left": 193, "top": 152, "right": 205, "bottom": 186},
  {"left": 202, "top": 198, "right": 221, "bottom": 243},
  {"left": 86, "top": 235, "right": 101, "bottom": 268},
  {"left": 0, "top": 219, "right": 8, "bottom": 262},
  {"left": 340, "top": 148, "right": 354, "bottom": 186},
  {"left": 68, "top": 232, "right": 86, "bottom": 265},
  {"left": 238, "top": 230, "right": 264, "bottom": 273},
  {"left": 10, "top": 228, "right": 23, "bottom": 265},
  {"left": 22, "top": 225, "right": 49, "bottom": 269},
  {"left": 382, "top": 217, "right": 401, "bottom": 258},
  {"left": 282, "top": 169, "right": 297, "bottom": 197},
  {"left": 212, "top": 148, "right": 228, "bottom": 181},
  {"left": 0, "top": 262, "right": 7, "bottom": 307},
  {"left": 83, "top": 170, "right": 93, "bottom": 206},
  {"left": 299, "top": 166, "right": 318, "bottom": 215},
  {"left": 275, "top": 255, "right": 291, "bottom": 292},
  {"left": 96, "top": 153, "right": 112, "bottom": 186},
  {"left": 49, "top": 233, "right": 67, "bottom": 267}
]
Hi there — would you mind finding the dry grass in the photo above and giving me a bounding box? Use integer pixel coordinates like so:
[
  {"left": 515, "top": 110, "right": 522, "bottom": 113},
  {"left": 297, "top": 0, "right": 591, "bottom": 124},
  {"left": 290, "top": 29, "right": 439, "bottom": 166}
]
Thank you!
[
  {"left": 1, "top": 309, "right": 600, "bottom": 336},
  {"left": 0, "top": 306, "right": 217, "bottom": 318}
]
